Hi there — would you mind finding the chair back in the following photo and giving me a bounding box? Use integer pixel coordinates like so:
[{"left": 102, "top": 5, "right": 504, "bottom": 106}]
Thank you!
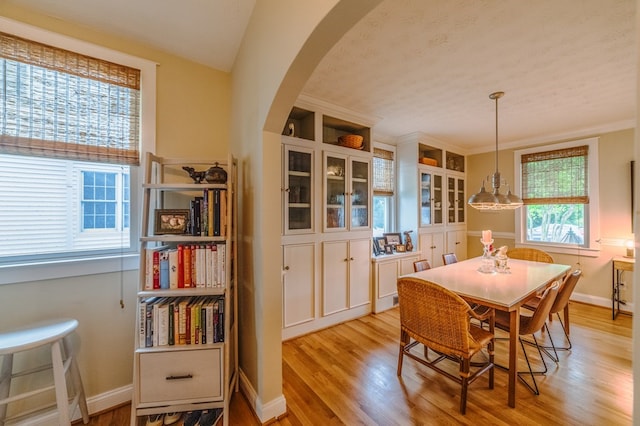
[
  {"left": 397, "top": 277, "right": 474, "bottom": 358},
  {"left": 520, "top": 282, "right": 559, "bottom": 335},
  {"left": 413, "top": 259, "right": 431, "bottom": 272},
  {"left": 506, "top": 248, "right": 554, "bottom": 263},
  {"left": 442, "top": 253, "right": 458, "bottom": 265},
  {"left": 550, "top": 270, "right": 582, "bottom": 315}
]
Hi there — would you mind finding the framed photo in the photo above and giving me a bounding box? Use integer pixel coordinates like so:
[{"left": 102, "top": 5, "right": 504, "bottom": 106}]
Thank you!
[
  {"left": 154, "top": 209, "right": 189, "bottom": 234},
  {"left": 395, "top": 244, "right": 406, "bottom": 253},
  {"left": 374, "top": 237, "right": 387, "bottom": 254},
  {"left": 383, "top": 233, "right": 403, "bottom": 246},
  {"left": 384, "top": 244, "right": 394, "bottom": 255},
  {"left": 372, "top": 237, "right": 381, "bottom": 255}
]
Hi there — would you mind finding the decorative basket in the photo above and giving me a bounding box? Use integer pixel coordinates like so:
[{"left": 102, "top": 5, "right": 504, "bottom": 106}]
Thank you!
[
  {"left": 338, "top": 134, "right": 364, "bottom": 149},
  {"left": 420, "top": 157, "right": 438, "bottom": 166}
]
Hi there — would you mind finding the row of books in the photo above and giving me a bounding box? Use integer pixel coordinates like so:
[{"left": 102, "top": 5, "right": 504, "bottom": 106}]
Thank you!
[
  {"left": 139, "top": 296, "right": 225, "bottom": 348},
  {"left": 145, "top": 243, "right": 226, "bottom": 290},
  {"left": 191, "top": 188, "right": 227, "bottom": 237}
]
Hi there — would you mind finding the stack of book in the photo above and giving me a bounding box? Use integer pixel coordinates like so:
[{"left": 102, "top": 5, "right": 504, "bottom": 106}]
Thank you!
[
  {"left": 144, "top": 243, "right": 226, "bottom": 290},
  {"left": 139, "top": 296, "right": 225, "bottom": 348},
  {"left": 190, "top": 188, "right": 227, "bottom": 237}
]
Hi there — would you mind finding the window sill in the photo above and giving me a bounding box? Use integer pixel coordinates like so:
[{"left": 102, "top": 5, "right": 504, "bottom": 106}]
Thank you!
[
  {"left": 514, "top": 243, "right": 599, "bottom": 258},
  {"left": 0, "top": 253, "right": 139, "bottom": 285}
]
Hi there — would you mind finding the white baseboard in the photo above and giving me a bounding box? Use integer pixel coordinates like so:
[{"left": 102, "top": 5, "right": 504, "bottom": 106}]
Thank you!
[
  {"left": 238, "top": 368, "right": 287, "bottom": 423},
  {"left": 571, "top": 292, "right": 634, "bottom": 314},
  {"left": 15, "top": 385, "right": 132, "bottom": 425}
]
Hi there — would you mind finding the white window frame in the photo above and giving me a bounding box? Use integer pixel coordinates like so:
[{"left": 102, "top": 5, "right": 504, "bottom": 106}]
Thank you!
[
  {"left": 0, "top": 17, "right": 156, "bottom": 284},
  {"left": 514, "top": 137, "right": 600, "bottom": 256}
]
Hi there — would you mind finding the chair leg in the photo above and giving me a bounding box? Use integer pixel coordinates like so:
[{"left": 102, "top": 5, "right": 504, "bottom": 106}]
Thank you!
[
  {"left": 517, "top": 335, "right": 549, "bottom": 395},
  {"left": 0, "top": 354, "right": 14, "bottom": 426},
  {"left": 459, "top": 359, "right": 470, "bottom": 415},
  {"left": 397, "top": 331, "right": 408, "bottom": 376}
]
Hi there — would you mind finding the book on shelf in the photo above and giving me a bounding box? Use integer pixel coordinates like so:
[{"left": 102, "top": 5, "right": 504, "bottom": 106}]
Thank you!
[
  {"left": 159, "top": 251, "right": 170, "bottom": 289},
  {"left": 168, "top": 249, "right": 178, "bottom": 289}
]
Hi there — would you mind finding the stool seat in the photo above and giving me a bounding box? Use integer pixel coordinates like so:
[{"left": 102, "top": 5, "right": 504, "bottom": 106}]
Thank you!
[
  {"left": 0, "top": 318, "right": 89, "bottom": 425},
  {"left": 0, "top": 319, "right": 79, "bottom": 354}
]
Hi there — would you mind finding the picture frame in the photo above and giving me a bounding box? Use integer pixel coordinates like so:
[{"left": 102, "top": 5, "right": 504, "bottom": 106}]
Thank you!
[
  {"left": 374, "top": 237, "right": 387, "bottom": 254},
  {"left": 384, "top": 244, "right": 394, "bottom": 255},
  {"left": 383, "top": 232, "right": 403, "bottom": 246},
  {"left": 154, "top": 209, "right": 190, "bottom": 234},
  {"left": 372, "top": 237, "right": 381, "bottom": 255},
  {"left": 395, "top": 244, "right": 406, "bottom": 253}
]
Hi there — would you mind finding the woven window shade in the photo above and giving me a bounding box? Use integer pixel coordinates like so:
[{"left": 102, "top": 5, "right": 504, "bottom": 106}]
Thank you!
[
  {"left": 0, "top": 31, "right": 141, "bottom": 165},
  {"left": 521, "top": 145, "right": 588, "bottom": 205},
  {"left": 373, "top": 147, "right": 394, "bottom": 196}
]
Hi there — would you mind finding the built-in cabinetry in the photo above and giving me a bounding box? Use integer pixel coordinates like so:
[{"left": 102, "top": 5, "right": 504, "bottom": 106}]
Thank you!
[
  {"left": 398, "top": 134, "right": 467, "bottom": 267},
  {"left": 131, "top": 154, "right": 237, "bottom": 426},
  {"left": 372, "top": 252, "right": 420, "bottom": 313},
  {"left": 281, "top": 97, "right": 374, "bottom": 340}
]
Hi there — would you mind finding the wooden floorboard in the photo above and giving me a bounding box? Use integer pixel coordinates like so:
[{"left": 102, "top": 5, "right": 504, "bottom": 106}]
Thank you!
[{"left": 82, "top": 302, "right": 632, "bottom": 425}]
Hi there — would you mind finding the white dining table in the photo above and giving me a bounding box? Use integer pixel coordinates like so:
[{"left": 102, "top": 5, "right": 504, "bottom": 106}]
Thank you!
[{"left": 402, "top": 256, "right": 570, "bottom": 408}]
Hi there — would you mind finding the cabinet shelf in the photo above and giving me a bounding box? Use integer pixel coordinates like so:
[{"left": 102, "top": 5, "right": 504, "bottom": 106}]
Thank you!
[
  {"left": 135, "top": 342, "right": 224, "bottom": 354},
  {"left": 288, "top": 171, "right": 311, "bottom": 177}
]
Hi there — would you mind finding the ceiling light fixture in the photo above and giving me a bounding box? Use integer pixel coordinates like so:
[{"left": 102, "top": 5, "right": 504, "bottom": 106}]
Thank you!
[{"left": 468, "top": 91, "right": 523, "bottom": 210}]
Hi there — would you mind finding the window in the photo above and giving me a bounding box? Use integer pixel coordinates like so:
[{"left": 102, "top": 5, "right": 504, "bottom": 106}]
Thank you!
[
  {"left": 515, "top": 138, "right": 599, "bottom": 253},
  {"left": 372, "top": 147, "right": 395, "bottom": 236},
  {"left": 0, "top": 17, "right": 156, "bottom": 283}
]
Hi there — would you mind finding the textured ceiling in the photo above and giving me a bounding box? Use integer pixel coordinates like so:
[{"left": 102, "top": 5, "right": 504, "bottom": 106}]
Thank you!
[
  {"left": 302, "top": 0, "right": 636, "bottom": 151},
  {"left": 7, "top": 0, "right": 636, "bottom": 153}
]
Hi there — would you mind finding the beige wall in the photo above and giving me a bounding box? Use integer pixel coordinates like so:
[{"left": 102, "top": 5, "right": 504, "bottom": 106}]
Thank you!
[
  {"left": 0, "top": 2, "right": 230, "bottom": 406},
  {"left": 467, "top": 128, "right": 635, "bottom": 305}
]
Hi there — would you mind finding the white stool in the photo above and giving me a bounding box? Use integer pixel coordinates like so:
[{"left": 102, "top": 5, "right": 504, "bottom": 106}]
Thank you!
[{"left": 0, "top": 318, "right": 89, "bottom": 425}]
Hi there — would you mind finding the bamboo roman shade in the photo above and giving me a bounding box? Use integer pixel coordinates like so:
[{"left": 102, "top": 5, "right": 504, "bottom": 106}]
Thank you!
[
  {"left": 373, "top": 147, "right": 394, "bottom": 196},
  {"left": 0, "top": 31, "right": 141, "bottom": 165},
  {"left": 521, "top": 145, "right": 589, "bottom": 205}
]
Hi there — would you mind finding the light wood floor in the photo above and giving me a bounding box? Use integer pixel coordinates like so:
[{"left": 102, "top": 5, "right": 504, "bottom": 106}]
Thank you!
[{"left": 83, "top": 302, "right": 632, "bottom": 425}]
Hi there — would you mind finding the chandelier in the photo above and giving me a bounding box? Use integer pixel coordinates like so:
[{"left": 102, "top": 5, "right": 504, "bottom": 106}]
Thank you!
[{"left": 468, "top": 91, "right": 523, "bottom": 210}]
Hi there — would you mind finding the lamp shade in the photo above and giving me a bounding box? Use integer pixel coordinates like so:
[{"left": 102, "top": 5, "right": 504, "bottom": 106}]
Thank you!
[{"left": 468, "top": 185, "right": 499, "bottom": 209}]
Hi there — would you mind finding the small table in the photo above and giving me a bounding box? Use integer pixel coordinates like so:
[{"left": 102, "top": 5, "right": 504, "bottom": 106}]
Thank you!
[
  {"left": 404, "top": 257, "right": 570, "bottom": 408},
  {"left": 612, "top": 256, "right": 634, "bottom": 319}
]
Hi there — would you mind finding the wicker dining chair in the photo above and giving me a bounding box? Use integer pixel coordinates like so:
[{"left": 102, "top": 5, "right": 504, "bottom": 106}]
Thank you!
[
  {"left": 506, "top": 247, "right": 554, "bottom": 263},
  {"left": 396, "top": 277, "right": 495, "bottom": 414},
  {"left": 494, "top": 282, "right": 559, "bottom": 395},
  {"left": 413, "top": 259, "right": 432, "bottom": 272},
  {"left": 442, "top": 253, "right": 458, "bottom": 265},
  {"left": 522, "top": 270, "right": 582, "bottom": 362}
]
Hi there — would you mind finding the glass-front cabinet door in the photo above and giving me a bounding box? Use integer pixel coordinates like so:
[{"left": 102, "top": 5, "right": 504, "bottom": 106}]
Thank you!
[
  {"left": 447, "top": 175, "right": 465, "bottom": 224},
  {"left": 350, "top": 158, "right": 370, "bottom": 229},
  {"left": 324, "top": 153, "right": 347, "bottom": 231},
  {"left": 284, "top": 145, "right": 313, "bottom": 234},
  {"left": 420, "top": 168, "right": 443, "bottom": 227}
]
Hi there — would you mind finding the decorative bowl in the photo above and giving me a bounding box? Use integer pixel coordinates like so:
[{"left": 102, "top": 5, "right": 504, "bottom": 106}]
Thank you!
[{"left": 338, "top": 134, "right": 364, "bottom": 148}]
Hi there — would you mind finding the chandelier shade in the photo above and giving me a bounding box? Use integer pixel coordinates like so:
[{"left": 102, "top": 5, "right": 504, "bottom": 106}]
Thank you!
[{"left": 468, "top": 91, "right": 523, "bottom": 211}]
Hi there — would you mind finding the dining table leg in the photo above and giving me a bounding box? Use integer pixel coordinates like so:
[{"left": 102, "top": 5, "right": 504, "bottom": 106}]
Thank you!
[{"left": 508, "top": 309, "right": 520, "bottom": 408}]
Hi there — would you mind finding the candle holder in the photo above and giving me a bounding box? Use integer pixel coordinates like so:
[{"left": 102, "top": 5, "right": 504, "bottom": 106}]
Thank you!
[{"left": 478, "top": 239, "right": 495, "bottom": 273}]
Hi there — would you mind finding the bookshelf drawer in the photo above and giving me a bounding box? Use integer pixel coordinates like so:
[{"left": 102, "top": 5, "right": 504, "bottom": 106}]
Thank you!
[{"left": 139, "top": 348, "right": 223, "bottom": 404}]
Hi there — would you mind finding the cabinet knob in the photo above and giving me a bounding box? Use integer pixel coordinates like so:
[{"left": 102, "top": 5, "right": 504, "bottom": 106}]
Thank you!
[
  {"left": 284, "top": 266, "right": 290, "bottom": 271},
  {"left": 431, "top": 245, "right": 436, "bottom": 249},
  {"left": 344, "top": 258, "right": 349, "bottom": 262},
  {"left": 350, "top": 257, "right": 354, "bottom": 261},
  {"left": 284, "top": 187, "right": 290, "bottom": 193},
  {"left": 456, "top": 241, "right": 460, "bottom": 245}
]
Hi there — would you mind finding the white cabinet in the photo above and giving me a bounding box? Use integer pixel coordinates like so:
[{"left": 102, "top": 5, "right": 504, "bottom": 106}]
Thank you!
[
  {"left": 132, "top": 154, "right": 237, "bottom": 426},
  {"left": 282, "top": 243, "right": 315, "bottom": 327},
  {"left": 372, "top": 252, "right": 419, "bottom": 313},
  {"left": 419, "top": 168, "right": 444, "bottom": 227},
  {"left": 419, "top": 232, "right": 445, "bottom": 268},
  {"left": 322, "top": 239, "right": 371, "bottom": 316},
  {"left": 324, "top": 152, "right": 371, "bottom": 232}
]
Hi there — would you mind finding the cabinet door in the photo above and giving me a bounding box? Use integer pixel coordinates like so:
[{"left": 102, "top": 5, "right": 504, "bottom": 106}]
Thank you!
[
  {"left": 420, "top": 232, "right": 445, "bottom": 267},
  {"left": 322, "top": 241, "right": 349, "bottom": 315},
  {"left": 350, "top": 158, "right": 370, "bottom": 230},
  {"left": 349, "top": 238, "right": 371, "bottom": 308},
  {"left": 399, "top": 255, "right": 419, "bottom": 275},
  {"left": 447, "top": 175, "right": 465, "bottom": 224},
  {"left": 283, "top": 243, "right": 315, "bottom": 328},
  {"left": 447, "top": 230, "right": 467, "bottom": 261},
  {"left": 283, "top": 145, "right": 313, "bottom": 235},
  {"left": 377, "top": 260, "right": 399, "bottom": 299},
  {"left": 420, "top": 169, "right": 443, "bottom": 227},
  {"left": 324, "top": 154, "right": 347, "bottom": 232}
]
